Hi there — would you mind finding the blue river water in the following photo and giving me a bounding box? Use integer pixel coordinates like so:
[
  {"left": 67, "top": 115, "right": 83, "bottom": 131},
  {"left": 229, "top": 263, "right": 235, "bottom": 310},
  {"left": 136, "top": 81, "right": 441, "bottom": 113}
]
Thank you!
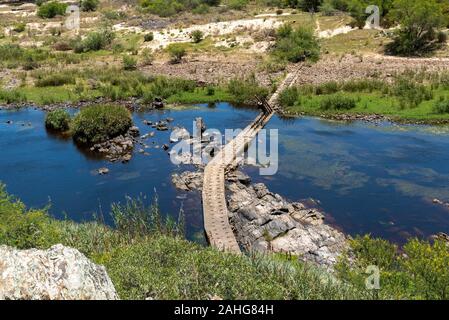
[{"left": 1, "top": 103, "right": 449, "bottom": 244}]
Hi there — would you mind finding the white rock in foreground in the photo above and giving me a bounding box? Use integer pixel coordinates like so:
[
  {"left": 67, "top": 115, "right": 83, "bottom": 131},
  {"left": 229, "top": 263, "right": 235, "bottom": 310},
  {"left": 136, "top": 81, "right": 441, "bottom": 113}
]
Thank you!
[{"left": 0, "top": 244, "right": 118, "bottom": 300}]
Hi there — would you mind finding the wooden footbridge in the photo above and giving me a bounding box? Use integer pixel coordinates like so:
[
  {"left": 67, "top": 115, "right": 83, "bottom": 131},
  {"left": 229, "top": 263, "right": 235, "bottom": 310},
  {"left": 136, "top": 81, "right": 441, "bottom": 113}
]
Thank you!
[{"left": 202, "top": 71, "right": 300, "bottom": 253}]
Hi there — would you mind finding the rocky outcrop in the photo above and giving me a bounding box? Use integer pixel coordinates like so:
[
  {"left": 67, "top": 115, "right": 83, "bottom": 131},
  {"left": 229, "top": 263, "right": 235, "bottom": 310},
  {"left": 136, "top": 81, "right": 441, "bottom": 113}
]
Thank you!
[
  {"left": 227, "top": 180, "right": 347, "bottom": 268},
  {"left": 172, "top": 170, "right": 348, "bottom": 268},
  {"left": 0, "top": 244, "right": 118, "bottom": 300},
  {"left": 89, "top": 126, "right": 140, "bottom": 163}
]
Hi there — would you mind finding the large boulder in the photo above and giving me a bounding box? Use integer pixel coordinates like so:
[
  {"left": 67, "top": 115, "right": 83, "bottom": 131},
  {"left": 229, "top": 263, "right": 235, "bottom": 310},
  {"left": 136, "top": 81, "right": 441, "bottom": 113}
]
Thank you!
[{"left": 0, "top": 244, "right": 118, "bottom": 300}]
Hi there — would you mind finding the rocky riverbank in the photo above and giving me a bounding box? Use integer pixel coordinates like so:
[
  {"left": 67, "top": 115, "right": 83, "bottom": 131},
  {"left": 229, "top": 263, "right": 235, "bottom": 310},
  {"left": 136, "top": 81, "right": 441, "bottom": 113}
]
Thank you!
[{"left": 172, "top": 170, "right": 348, "bottom": 269}]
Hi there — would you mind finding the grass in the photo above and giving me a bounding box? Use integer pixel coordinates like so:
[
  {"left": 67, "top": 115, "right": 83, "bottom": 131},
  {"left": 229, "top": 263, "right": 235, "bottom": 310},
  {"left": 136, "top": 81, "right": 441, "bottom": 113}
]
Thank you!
[
  {"left": 165, "top": 87, "right": 233, "bottom": 104},
  {"left": 1, "top": 183, "right": 448, "bottom": 300},
  {"left": 0, "top": 184, "right": 367, "bottom": 300},
  {"left": 282, "top": 76, "right": 449, "bottom": 122},
  {"left": 321, "top": 29, "right": 388, "bottom": 55}
]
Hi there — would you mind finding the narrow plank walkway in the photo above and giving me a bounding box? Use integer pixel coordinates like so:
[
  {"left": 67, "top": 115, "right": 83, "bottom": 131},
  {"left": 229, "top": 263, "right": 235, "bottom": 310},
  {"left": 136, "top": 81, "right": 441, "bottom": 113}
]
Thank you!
[{"left": 202, "top": 71, "right": 299, "bottom": 253}]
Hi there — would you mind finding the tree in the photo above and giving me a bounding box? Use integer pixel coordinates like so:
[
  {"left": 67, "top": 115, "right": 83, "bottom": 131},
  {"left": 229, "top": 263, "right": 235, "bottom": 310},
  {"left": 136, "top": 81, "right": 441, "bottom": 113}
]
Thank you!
[
  {"left": 387, "top": 0, "right": 445, "bottom": 56},
  {"left": 272, "top": 24, "right": 320, "bottom": 63}
]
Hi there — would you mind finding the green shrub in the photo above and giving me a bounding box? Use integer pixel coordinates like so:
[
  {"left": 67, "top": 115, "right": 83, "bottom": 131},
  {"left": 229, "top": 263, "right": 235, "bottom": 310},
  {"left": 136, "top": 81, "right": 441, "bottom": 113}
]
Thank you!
[
  {"left": 227, "top": 75, "right": 269, "bottom": 105},
  {"left": 74, "top": 28, "right": 115, "bottom": 53},
  {"left": 122, "top": 55, "right": 137, "bottom": 71},
  {"left": 279, "top": 87, "right": 299, "bottom": 107},
  {"left": 13, "top": 23, "right": 26, "bottom": 33},
  {"left": 319, "top": 0, "right": 337, "bottom": 16},
  {"left": 0, "top": 89, "right": 26, "bottom": 104},
  {"left": 147, "top": 76, "right": 196, "bottom": 99},
  {"left": 228, "top": 0, "right": 249, "bottom": 10},
  {"left": 111, "top": 195, "right": 184, "bottom": 239},
  {"left": 45, "top": 109, "right": 72, "bottom": 131},
  {"left": 392, "top": 77, "right": 433, "bottom": 108},
  {"left": 140, "top": 0, "right": 183, "bottom": 17},
  {"left": 140, "top": 48, "right": 154, "bottom": 66},
  {"left": 319, "top": 94, "right": 356, "bottom": 110},
  {"left": 0, "top": 184, "right": 60, "bottom": 249},
  {"left": 336, "top": 235, "right": 449, "bottom": 300},
  {"left": 206, "top": 86, "right": 215, "bottom": 96},
  {"left": 144, "top": 32, "right": 154, "bottom": 42},
  {"left": 273, "top": 25, "right": 320, "bottom": 63},
  {"left": 35, "top": 72, "right": 76, "bottom": 87},
  {"left": 71, "top": 105, "right": 133, "bottom": 145},
  {"left": 167, "top": 44, "right": 186, "bottom": 63},
  {"left": 433, "top": 99, "right": 449, "bottom": 114},
  {"left": 191, "top": 30, "right": 204, "bottom": 43},
  {"left": 37, "top": 1, "right": 67, "bottom": 19},
  {"left": 80, "top": 0, "right": 99, "bottom": 12},
  {"left": 192, "top": 3, "right": 210, "bottom": 14}
]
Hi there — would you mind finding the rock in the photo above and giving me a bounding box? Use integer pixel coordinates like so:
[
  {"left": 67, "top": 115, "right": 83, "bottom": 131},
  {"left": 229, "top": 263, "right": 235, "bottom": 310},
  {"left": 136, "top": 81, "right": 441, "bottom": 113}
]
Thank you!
[
  {"left": 152, "top": 98, "right": 164, "bottom": 109},
  {"left": 0, "top": 244, "right": 118, "bottom": 300},
  {"left": 195, "top": 117, "right": 206, "bottom": 134},
  {"left": 143, "top": 120, "right": 152, "bottom": 126},
  {"left": 5, "top": 120, "right": 13, "bottom": 124},
  {"left": 226, "top": 171, "right": 251, "bottom": 185},
  {"left": 128, "top": 126, "right": 140, "bottom": 137},
  {"left": 171, "top": 171, "right": 203, "bottom": 191},
  {"left": 121, "top": 154, "right": 132, "bottom": 163},
  {"left": 227, "top": 177, "right": 347, "bottom": 269},
  {"left": 166, "top": 117, "right": 174, "bottom": 122},
  {"left": 162, "top": 144, "right": 169, "bottom": 151},
  {"left": 156, "top": 122, "right": 168, "bottom": 131},
  {"left": 432, "top": 232, "right": 449, "bottom": 244},
  {"left": 171, "top": 168, "right": 347, "bottom": 268},
  {"left": 97, "top": 168, "right": 109, "bottom": 175}
]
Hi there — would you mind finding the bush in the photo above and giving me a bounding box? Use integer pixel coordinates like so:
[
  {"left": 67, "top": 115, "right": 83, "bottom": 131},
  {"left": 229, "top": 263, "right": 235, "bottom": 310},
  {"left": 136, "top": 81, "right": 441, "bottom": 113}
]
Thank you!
[
  {"left": 392, "top": 77, "right": 433, "bottom": 108},
  {"left": 0, "top": 89, "right": 26, "bottom": 104},
  {"left": 336, "top": 235, "right": 449, "bottom": 299},
  {"left": 227, "top": 75, "right": 269, "bottom": 105},
  {"left": 146, "top": 76, "right": 196, "bottom": 99},
  {"left": 37, "top": 1, "right": 67, "bottom": 19},
  {"left": 140, "top": 48, "right": 154, "bottom": 66},
  {"left": 192, "top": 3, "right": 210, "bottom": 14},
  {"left": 71, "top": 105, "right": 133, "bottom": 145},
  {"left": 122, "top": 55, "right": 137, "bottom": 71},
  {"left": 279, "top": 87, "right": 299, "bottom": 107},
  {"left": 140, "top": 0, "right": 183, "bottom": 17},
  {"left": 144, "top": 32, "right": 154, "bottom": 42},
  {"left": 0, "top": 185, "right": 60, "bottom": 249},
  {"left": 74, "top": 28, "right": 115, "bottom": 53},
  {"left": 319, "top": 0, "right": 337, "bottom": 16},
  {"left": 35, "top": 72, "right": 76, "bottom": 87},
  {"left": 433, "top": 100, "right": 449, "bottom": 114},
  {"left": 167, "top": 44, "right": 186, "bottom": 63},
  {"left": 13, "top": 23, "right": 26, "bottom": 33},
  {"left": 319, "top": 94, "right": 356, "bottom": 110},
  {"left": 191, "top": 30, "right": 204, "bottom": 43},
  {"left": 273, "top": 25, "right": 320, "bottom": 63},
  {"left": 80, "top": 0, "right": 99, "bottom": 12},
  {"left": 228, "top": 0, "right": 249, "bottom": 10},
  {"left": 45, "top": 109, "right": 72, "bottom": 131}
]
